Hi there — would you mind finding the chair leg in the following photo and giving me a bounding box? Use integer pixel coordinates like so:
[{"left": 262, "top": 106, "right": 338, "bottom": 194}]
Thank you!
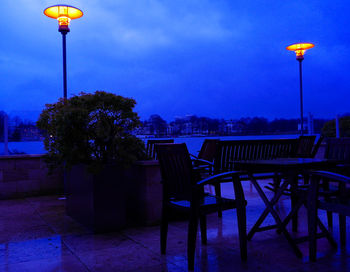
[
  {"left": 232, "top": 176, "right": 247, "bottom": 261},
  {"left": 339, "top": 215, "right": 346, "bottom": 247},
  {"left": 236, "top": 204, "right": 247, "bottom": 261},
  {"left": 215, "top": 184, "right": 222, "bottom": 218},
  {"left": 327, "top": 211, "right": 333, "bottom": 231},
  {"left": 199, "top": 214, "right": 207, "bottom": 245},
  {"left": 273, "top": 176, "right": 281, "bottom": 196},
  {"left": 188, "top": 210, "right": 199, "bottom": 271},
  {"left": 290, "top": 175, "right": 299, "bottom": 232},
  {"left": 308, "top": 177, "right": 319, "bottom": 262},
  {"left": 160, "top": 205, "right": 169, "bottom": 254},
  {"left": 308, "top": 206, "right": 318, "bottom": 261},
  {"left": 322, "top": 178, "right": 333, "bottom": 231}
]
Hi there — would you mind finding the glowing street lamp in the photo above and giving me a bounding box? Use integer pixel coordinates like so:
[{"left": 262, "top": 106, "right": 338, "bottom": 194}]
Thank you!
[
  {"left": 44, "top": 5, "right": 83, "bottom": 99},
  {"left": 286, "top": 43, "right": 314, "bottom": 135}
]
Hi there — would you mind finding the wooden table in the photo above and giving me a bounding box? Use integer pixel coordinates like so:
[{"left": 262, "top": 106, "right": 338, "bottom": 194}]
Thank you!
[{"left": 234, "top": 158, "right": 339, "bottom": 258}]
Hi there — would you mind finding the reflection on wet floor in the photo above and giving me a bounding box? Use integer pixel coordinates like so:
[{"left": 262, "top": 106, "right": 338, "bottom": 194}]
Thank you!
[{"left": 0, "top": 180, "right": 349, "bottom": 271}]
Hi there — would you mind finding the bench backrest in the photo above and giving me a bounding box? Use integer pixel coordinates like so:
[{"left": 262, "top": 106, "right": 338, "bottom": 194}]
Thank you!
[
  {"left": 295, "top": 135, "right": 316, "bottom": 158},
  {"left": 146, "top": 139, "right": 174, "bottom": 159},
  {"left": 213, "top": 138, "right": 299, "bottom": 173},
  {"left": 324, "top": 138, "right": 350, "bottom": 162}
]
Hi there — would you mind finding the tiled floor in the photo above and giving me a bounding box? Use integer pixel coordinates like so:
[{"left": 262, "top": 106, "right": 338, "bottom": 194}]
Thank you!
[{"left": 0, "top": 181, "right": 349, "bottom": 271}]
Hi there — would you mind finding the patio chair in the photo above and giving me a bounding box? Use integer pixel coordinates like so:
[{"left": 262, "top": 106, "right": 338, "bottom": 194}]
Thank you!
[
  {"left": 310, "top": 135, "right": 324, "bottom": 158},
  {"left": 321, "top": 137, "right": 350, "bottom": 229},
  {"left": 156, "top": 143, "right": 247, "bottom": 270},
  {"left": 145, "top": 139, "right": 174, "bottom": 160},
  {"left": 191, "top": 139, "right": 219, "bottom": 176},
  {"left": 295, "top": 135, "right": 316, "bottom": 158},
  {"left": 307, "top": 170, "right": 350, "bottom": 261},
  {"left": 268, "top": 136, "right": 323, "bottom": 195},
  {"left": 191, "top": 139, "right": 219, "bottom": 162}
]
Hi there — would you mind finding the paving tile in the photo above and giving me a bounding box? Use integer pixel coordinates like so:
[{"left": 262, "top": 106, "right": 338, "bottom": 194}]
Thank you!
[
  {"left": 2, "top": 225, "right": 56, "bottom": 244},
  {"left": 62, "top": 232, "right": 128, "bottom": 254},
  {"left": 0, "top": 235, "right": 71, "bottom": 265},
  {"left": 0, "top": 253, "right": 88, "bottom": 272},
  {"left": 39, "top": 211, "right": 92, "bottom": 236},
  {"left": 125, "top": 262, "right": 185, "bottom": 272},
  {"left": 0, "top": 186, "right": 349, "bottom": 272},
  {"left": 75, "top": 240, "right": 163, "bottom": 272}
]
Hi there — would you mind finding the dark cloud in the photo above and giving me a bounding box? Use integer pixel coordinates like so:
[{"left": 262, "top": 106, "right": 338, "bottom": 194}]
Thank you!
[{"left": 1, "top": 0, "right": 350, "bottom": 121}]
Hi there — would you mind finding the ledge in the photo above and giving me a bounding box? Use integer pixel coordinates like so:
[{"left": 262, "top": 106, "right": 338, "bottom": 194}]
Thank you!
[{"left": 0, "top": 154, "right": 45, "bottom": 160}]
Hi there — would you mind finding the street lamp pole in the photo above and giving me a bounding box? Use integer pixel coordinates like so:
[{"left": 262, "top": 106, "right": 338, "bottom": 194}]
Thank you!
[
  {"left": 298, "top": 59, "right": 303, "bottom": 135},
  {"left": 286, "top": 43, "right": 314, "bottom": 135},
  {"left": 44, "top": 5, "right": 83, "bottom": 100},
  {"left": 61, "top": 29, "right": 68, "bottom": 99}
]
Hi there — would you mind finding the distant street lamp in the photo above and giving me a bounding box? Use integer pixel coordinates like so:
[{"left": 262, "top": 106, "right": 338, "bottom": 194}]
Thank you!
[
  {"left": 44, "top": 5, "right": 83, "bottom": 99},
  {"left": 286, "top": 42, "right": 315, "bottom": 135}
]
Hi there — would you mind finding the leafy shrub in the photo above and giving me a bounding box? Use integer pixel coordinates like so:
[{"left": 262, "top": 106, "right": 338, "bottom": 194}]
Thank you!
[{"left": 37, "top": 91, "right": 147, "bottom": 172}]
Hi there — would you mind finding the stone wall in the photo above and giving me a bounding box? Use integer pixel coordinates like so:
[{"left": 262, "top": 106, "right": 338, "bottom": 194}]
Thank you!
[{"left": 0, "top": 155, "right": 63, "bottom": 199}]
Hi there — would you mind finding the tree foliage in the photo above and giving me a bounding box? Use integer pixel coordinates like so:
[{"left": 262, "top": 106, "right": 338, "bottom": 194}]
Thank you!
[
  {"left": 0, "top": 111, "right": 5, "bottom": 142},
  {"left": 149, "top": 114, "right": 167, "bottom": 136},
  {"left": 322, "top": 116, "right": 350, "bottom": 137},
  {"left": 37, "top": 91, "right": 147, "bottom": 172}
]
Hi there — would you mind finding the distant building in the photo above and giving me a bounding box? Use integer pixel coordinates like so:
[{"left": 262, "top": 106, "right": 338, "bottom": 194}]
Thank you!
[
  {"left": 20, "top": 126, "right": 42, "bottom": 141},
  {"left": 224, "top": 119, "right": 242, "bottom": 134}
]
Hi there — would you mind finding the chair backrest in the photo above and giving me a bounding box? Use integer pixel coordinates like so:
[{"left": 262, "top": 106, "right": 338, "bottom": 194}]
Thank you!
[
  {"left": 295, "top": 135, "right": 316, "bottom": 158},
  {"left": 310, "top": 135, "right": 324, "bottom": 158},
  {"left": 155, "top": 143, "right": 195, "bottom": 201},
  {"left": 213, "top": 139, "right": 299, "bottom": 174},
  {"left": 146, "top": 139, "right": 174, "bottom": 159},
  {"left": 324, "top": 137, "right": 350, "bottom": 162},
  {"left": 197, "top": 139, "right": 219, "bottom": 162}
]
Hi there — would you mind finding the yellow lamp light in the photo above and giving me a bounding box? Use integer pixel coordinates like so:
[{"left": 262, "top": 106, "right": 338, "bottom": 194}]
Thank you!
[
  {"left": 44, "top": 5, "right": 83, "bottom": 32},
  {"left": 286, "top": 43, "right": 315, "bottom": 60}
]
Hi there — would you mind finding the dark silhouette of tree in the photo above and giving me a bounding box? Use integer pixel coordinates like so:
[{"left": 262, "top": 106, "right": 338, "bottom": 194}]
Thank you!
[
  {"left": 0, "top": 111, "right": 5, "bottom": 141},
  {"left": 269, "top": 118, "right": 298, "bottom": 132},
  {"left": 322, "top": 116, "right": 350, "bottom": 137},
  {"left": 149, "top": 114, "right": 167, "bottom": 136},
  {"left": 10, "top": 127, "right": 21, "bottom": 141},
  {"left": 246, "top": 117, "right": 269, "bottom": 133}
]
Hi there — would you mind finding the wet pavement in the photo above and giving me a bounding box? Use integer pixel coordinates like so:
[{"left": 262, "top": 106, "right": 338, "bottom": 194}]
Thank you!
[{"left": 0, "top": 180, "right": 349, "bottom": 271}]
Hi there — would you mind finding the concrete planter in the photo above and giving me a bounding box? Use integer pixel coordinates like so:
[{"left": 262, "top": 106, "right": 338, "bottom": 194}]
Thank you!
[
  {"left": 0, "top": 154, "right": 63, "bottom": 199},
  {"left": 66, "top": 160, "right": 162, "bottom": 233}
]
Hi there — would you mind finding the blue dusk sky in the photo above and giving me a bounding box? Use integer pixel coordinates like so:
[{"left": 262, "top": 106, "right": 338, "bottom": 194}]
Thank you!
[{"left": 1, "top": 0, "right": 350, "bottom": 121}]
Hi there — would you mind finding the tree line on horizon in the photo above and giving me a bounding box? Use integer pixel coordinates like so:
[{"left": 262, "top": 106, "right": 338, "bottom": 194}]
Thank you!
[
  {"left": 0, "top": 111, "right": 39, "bottom": 142},
  {"left": 140, "top": 114, "right": 334, "bottom": 137},
  {"left": 1, "top": 111, "right": 350, "bottom": 141}
]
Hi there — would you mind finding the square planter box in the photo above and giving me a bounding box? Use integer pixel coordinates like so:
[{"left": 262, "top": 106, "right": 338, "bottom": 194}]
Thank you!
[{"left": 66, "top": 161, "right": 162, "bottom": 233}]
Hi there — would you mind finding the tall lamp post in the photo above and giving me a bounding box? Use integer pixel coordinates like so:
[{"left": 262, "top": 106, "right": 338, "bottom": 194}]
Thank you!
[
  {"left": 44, "top": 5, "right": 83, "bottom": 99},
  {"left": 286, "top": 43, "right": 314, "bottom": 135}
]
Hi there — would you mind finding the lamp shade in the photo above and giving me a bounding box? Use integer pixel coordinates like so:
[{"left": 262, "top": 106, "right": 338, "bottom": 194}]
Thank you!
[
  {"left": 286, "top": 43, "right": 314, "bottom": 60},
  {"left": 44, "top": 5, "right": 83, "bottom": 30}
]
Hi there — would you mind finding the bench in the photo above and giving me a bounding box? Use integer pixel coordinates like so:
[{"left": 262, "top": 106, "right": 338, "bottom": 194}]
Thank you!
[
  {"left": 212, "top": 138, "right": 299, "bottom": 216},
  {"left": 213, "top": 138, "right": 299, "bottom": 174}
]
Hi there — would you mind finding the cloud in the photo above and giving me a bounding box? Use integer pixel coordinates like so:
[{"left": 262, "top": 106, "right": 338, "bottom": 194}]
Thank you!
[{"left": 78, "top": 0, "right": 236, "bottom": 53}]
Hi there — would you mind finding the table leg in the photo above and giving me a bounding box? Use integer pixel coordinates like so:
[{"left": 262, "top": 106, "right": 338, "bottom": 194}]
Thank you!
[
  {"left": 248, "top": 177, "right": 289, "bottom": 240},
  {"left": 248, "top": 174, "right": 303, "bottom": 258},
  {"left": 289, "top": 174, "right": 299, "bottom": 232}
]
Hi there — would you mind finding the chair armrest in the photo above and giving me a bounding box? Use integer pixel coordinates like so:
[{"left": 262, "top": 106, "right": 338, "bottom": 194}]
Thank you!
[
  {"left": 190, "top": 153, "right": 199, "bottom": 159},
  {"left": 192, "top": 159, "right": 213, "bottom": 166},
  {"left": 308, "top": 170, "right": 350, "bottom": 184},
  {"left": 197, "top": 171, "right": 243, "bottom": 187}
]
